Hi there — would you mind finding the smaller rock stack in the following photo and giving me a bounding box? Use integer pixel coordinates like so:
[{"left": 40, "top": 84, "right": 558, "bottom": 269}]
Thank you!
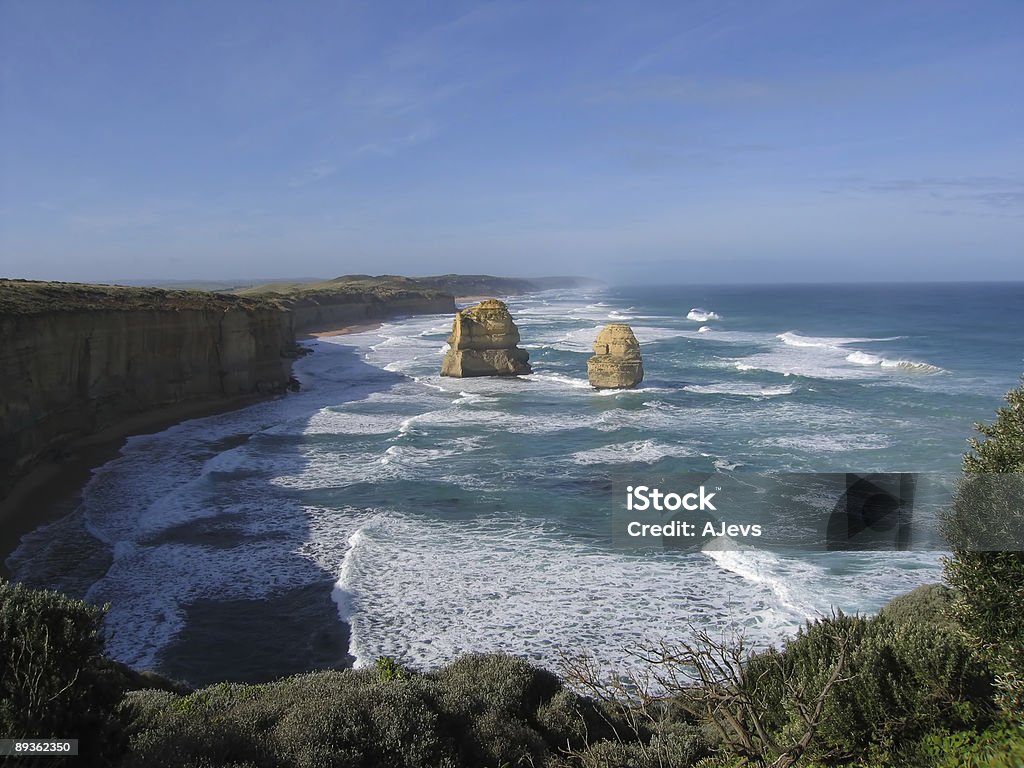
[
  {"left": 440, "top": 299, "right": 532, "bottom": 377},
  {"left": 587, "top": 324, "right": 644, "bottom": 389}
]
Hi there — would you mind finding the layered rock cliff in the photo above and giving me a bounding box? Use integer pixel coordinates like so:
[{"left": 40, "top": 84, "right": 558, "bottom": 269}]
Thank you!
[
  {"left": 441, "top": 299, "right": 532, "bottom": 377},
  {"left": 0, "top": 280, "right": 296, "bottom": 498},
  {"left": 285, "top": 291, "right": 454, "bottom": 333},
  {"left": 233, "top": 276, "right": 456, "bottom": 334},
  {"left": 588, "top": 324, "right": 644, "bottom": 389}
]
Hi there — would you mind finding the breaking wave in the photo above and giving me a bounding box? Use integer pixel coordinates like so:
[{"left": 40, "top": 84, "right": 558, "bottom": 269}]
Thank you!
[{"left": 687, "top": 308, "right": 721, "bottom": 322}]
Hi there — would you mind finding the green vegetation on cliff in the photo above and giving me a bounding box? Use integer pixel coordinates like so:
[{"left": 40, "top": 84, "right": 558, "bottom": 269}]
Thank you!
[
  {"left": 0, "top": 279, "right": 283, "bottom": 315},
  {"left": 235, "top": 273, "right": 600, "bottom": 300}
]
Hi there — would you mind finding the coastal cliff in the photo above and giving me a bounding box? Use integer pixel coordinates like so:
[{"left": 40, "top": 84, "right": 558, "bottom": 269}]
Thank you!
[
  {"left": 0, "top": 273, "right": 589, "bottom": 502},
  {"left": 234, "top": 274, "right": 606, "bottom": 333},
  {"left": 0, "top": 280, "right": 296, "bottom": 499},
  {"left": 285, "top": 290, "right": 455, "bottom": 333}
]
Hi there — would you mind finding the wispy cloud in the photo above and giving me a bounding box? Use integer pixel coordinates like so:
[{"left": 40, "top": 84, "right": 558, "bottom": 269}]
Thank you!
[
  {"left": 287, "top": 164, "right": 339, "bottom": 188},
  {"left": 820, "top": 175, "right": 1024, "bottom": 217},
  {"left": 584, "top": 63, "right": 951, "bottom": 110},
  {"left": 356, "top": 122, "right": 437, "bottom": 157},
  {"left": 66, "top": 209, "right": 163, "bottom": 233}
]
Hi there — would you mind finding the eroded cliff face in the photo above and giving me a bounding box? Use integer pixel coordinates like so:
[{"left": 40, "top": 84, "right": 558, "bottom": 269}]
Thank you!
[
  {"left": 0, "top": 288, "right": 295, "bottom": 497},
  {"left": 288, "top": 292, "right": 455, "bottom": 333}
]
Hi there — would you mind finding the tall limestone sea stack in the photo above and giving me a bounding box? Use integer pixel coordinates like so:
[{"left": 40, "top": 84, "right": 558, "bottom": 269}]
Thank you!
[
  {"left": 441, "top": 299, "right": 532, "bottom": 377},
  {"left": 588, "top": 324, "right": 644, "bottom": 389}
]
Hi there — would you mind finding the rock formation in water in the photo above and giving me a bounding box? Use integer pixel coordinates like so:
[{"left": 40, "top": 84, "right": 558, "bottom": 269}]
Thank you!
[
  {"left": 440, "top": 299, "right": 531, "bottom": 377},
  {"left": 587, "top": 324, "right": 644, "bottom": 389}
]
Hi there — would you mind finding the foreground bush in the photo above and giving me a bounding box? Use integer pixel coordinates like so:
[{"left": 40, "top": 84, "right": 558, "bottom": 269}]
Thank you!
[
  {"left": 877, "top": 582, "right": 955, "bottom": 628},
  {"left": 0, "top": 579, "right": 124, "bottom": 765},
  {"left": 943, "top": 379, "right": 1024, "bottom": 719},
  {"left": 119, "top": 654, "right": 601, "bottom": 768},
  {"left": 740, "top": 610, "right": 993, "bottom": 766},
  {"left": 920, "top": 721, "right": 1024, "bottom": 768}
]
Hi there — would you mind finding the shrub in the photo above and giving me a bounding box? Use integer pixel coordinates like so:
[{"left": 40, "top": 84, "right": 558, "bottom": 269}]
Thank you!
[
  {"left": 374, "top": 654, "right": 412, "bottom": 681},
  {"left": 119, "top": 669, "right": 458, "bottom": 768},
  {"left": 570, "top": 725, "right": 710, "bottom": 768},
  {"left": 118, "top": 656, "right": 588, "bottom": 768},
  {"left": 431, "top": 654, "right": 564, "bottom": 767},
  {"left": 942, "top": 380, "right": 1024, "bottom": 718},
  {"left": 272, "top": 674, "right": 453, "bottom": 768},
  {"left": 119, "top": 682, "right": 277, "bottom": 768},
  {"left": 0, "top": 579, "right": 124, "bottom": 765},
  {"left": 645, "top": 720, "right": 712, "bottom": 767},
  {"left": 919, "top": 721, "right": 1024, "bottom": 767},
  {"left": 878, "top": 583, "right": 955, "bottom": 628},
  {"left": 432, "top": 653, "right": 562, "bottom": 720},
  {"left": 743, "top": 610, "right": 994, "bottom": 765}
]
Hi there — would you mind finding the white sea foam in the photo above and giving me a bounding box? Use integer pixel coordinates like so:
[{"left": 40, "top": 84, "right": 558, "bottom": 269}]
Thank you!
[
  {"left": 753, "top": 434, "right": 892, "bottom": 452},
  {"left": 331, "top": 511, "right": 943, "bottom": 675},
  {"left": 704, "top": 547, "right": 828, "bottom": 618},
  {"left": 778, "top": 331, "right": 868, "bottom": 348},
  {"left": 570, "top": 440, "right": 696, "bottom": 465},
  {"left": 698, "top": 325, "right": 712, "bottom": 333},
  {"left": 301, "top": 408, "right": 410, "bottom": 436},
  {"left": 734, "top": 333, "right": 942, "bottom": 381},
  {"left": 777, "top": 331, "right": 907, "bottom": 347},
  {"left": 687, "top": 308, "right": 721, "bottom": 321},
  {"left": 846, "top": 351, "right": 943, "bottom": 373},
  {"left": 628, "top": 326, "right": 692, "bottom": 343},
  {"left": 684, "top": 383, "right": 796, "bottom": 397},
  {"left": 333, "top": 513, "right": 805, "bottom": 673},
  {"left": 550, "top": 325, "right": 606, "bottom": 352},
  {"left": 525, "top": 372, "right": 593, "bottom": 390}
]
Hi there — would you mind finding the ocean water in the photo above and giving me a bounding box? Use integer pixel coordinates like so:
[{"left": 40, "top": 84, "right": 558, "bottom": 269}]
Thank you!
[{"left": 8, "top": 283, "right": 1024, "bottom": 684}]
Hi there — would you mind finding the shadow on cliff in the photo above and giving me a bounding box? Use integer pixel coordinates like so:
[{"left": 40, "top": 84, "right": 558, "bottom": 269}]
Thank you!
[{"left": 150, "top": 341, "right": 406, "bottom": 686}]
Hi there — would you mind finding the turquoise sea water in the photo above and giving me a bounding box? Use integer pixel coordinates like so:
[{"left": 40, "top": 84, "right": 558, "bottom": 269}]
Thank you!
[{"left": 8, "top": 283, "right": 1024, "bottom": 684}]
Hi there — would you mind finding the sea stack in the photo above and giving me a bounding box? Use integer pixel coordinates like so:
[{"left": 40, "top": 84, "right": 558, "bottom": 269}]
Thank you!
[
  {"left": 440, "top": 299, "right": 532, "bottom": 377},
  {"left": 588, "top": 324, "right": 644, "bottom": 389}
]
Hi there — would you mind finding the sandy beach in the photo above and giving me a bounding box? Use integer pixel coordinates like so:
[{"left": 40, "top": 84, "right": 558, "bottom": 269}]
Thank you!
[{"left": 299, "top": 321, "right": 383, "bottom": 340}]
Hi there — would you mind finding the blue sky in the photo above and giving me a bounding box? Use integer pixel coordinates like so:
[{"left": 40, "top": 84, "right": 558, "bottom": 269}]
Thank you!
[{"left": 1, "top": 0, "right": 1022, "bottom": 284}]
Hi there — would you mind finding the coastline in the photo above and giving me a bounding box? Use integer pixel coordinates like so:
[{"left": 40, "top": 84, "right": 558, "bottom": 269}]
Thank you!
[
  {"left": 298, "top": 321, "right": 383, "bottom": 340},
  {"left": 1, "top": 317, "right": 402, "bottom": 578},
  {"left": 0, "top": 393, "right": 279, "bottom": 579}
]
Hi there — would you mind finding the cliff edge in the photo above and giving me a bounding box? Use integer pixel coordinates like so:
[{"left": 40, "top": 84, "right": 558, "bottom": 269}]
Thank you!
[
  {"left": 0, "top": 280, "right": 297, "bottom": 499},
  {"left": 235, "top": 275, "right": 456, "bottom": 333}
]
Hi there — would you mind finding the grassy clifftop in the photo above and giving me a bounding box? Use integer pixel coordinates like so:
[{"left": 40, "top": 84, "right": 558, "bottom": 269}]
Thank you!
[
  {"left": 235, "top": 273, "right": 601, "bottom": 300},
  {"left": 236, "top": 275, "right": 447, "bottom": 300},
  {"left": 0, "top": 274, "right": 602, "bottom": 316},
  {"left": 0, "top": 279, "right": 283, "bottom": 316}
]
